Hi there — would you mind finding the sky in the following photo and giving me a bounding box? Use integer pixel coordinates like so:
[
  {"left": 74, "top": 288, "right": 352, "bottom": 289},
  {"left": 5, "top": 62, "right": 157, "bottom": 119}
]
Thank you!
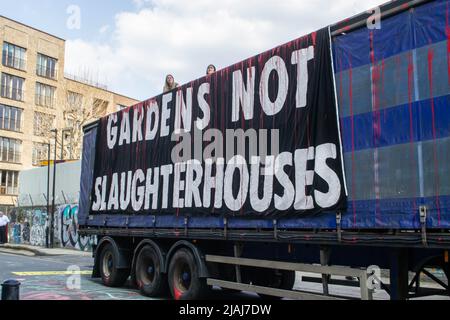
[{"left": 1, "top": 0, "right": 387, "bottom": 101}]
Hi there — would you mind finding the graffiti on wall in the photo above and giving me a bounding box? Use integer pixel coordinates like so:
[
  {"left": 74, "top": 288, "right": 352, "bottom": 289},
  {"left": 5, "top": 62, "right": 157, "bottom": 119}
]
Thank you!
[
  {"left": 7, "top": 204, "right": 94, "bottom": 251},
  {"left": 60, "top": 205, "right": 92, "bottom": 251}
]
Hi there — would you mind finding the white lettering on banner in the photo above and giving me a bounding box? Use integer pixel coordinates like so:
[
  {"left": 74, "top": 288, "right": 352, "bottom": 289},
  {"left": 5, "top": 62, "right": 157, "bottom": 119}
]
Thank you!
[
  {"left": 108, "top": 173, "right": 119, "bottom": 210},
  {"left": 144, "top": 167, "right": 159, "bottom": 210},
  {"left": 224, "top": 155, "right": 250, "bottom": 211},
  {"left": 232, "top": 67, "right": 256, "bottom": 122},
  {"left": 92, "top": 36, "right": 345, "bottom": 215},
  {"left": 120, "top": 171, "right": 132, "bottom": 210},
  {"left": 131, "top": 169, "right": 145, "bottom": 211},
  {"left": 185, "top": 160, "right": 203, "bottom": 208},
  {"left": 259, "top": 56, "right": 289, "bottom": 116},
  {"left": 314, "top": 143, "right": 341, "bottom": 208},
  {"left": 294, "top": 147, "right": 315, "bottom": 210},
  {"left": 250, "top": 156, "right": 275, "bottom": 212},
  {"left": 92, "top": 143, "right": 341, "bottom": 213},
  {"left": 161, "top": 93, "right": 172, "bottom": 137},
  {"left": 105, "top": 48, "right": 316, "bottom": 150},
  {"left": 160, "top": 165, "right": 173, "bottom": 209},
  {"left": 196, "top": 83, "right": 211, "bottom": 130},
  {"left": 174, "top": 88, "right": 193, "bottom": 134},
  {"left": 203, "top": 158, "right": 224, "bottom": 209},
  {"left": 107, "top": 114, "right": 118, "bottom": 149},
  {"left": 173, "top": 162, "right": 186, "bottom": 208},
  {"left": 100, "top": 176, "right": 107, "bottom": 211},
  {"left": 132, "top": 105, "right": 144, "bottom": 143},
  {"left": 91, "top": 177, "right": 102, "bottom": 211},
  {"left": 274, "top": 152, "right": 295, "bottom": 210},
  {"left": 118, "top": 112, "right": 131, "bottom": 146},
  {"left": 291, "top": 46, "right": 314, "bottom": 109},
  {"left": 145, "top": 100, "right": 159, "bottom": 141}
]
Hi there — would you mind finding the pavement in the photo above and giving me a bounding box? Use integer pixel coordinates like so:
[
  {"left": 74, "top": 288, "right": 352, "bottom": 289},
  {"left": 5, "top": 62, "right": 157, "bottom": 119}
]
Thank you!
[{"left": 0, "top": 243, "right": 92, "bottom": 257}]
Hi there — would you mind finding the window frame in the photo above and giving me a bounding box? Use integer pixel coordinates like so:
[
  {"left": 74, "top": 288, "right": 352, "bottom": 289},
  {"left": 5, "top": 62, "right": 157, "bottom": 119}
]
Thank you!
[
  {"left": 0, "top": 104, "right": 23, "bottom": 133},
  {"left": 36, "top": 53, "right": 58, "bottom": 80},
  {"left": 1, "top": 73, "right": 25, "bottom": 102},
  {"left": 2, "top": 42, "right": 27, "bottom": 71}
]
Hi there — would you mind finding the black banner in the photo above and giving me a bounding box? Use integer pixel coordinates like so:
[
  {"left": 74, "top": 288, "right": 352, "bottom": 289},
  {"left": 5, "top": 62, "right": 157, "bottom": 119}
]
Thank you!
[{"left": 90, "top": 27, "right": 347, "bottom": 218}]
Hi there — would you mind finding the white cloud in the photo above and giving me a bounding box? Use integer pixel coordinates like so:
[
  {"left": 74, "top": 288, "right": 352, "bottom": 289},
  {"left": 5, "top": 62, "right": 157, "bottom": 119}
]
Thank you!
[
  {"left": 99, "top": 25, "right": 110, "bottom": 34},
  {"left": 65, "top": 0, "right": 386, "bottom": 101}
]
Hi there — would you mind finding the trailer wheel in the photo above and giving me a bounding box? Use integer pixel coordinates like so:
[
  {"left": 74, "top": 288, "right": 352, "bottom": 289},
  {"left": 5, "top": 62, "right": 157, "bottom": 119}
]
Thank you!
[
  {"left": 168, "top": 248, "right": 208, "bottom": 300},
  {"left": 135, "top": 245, "right": 168, "bottom": 297},
  {"left": 99, "top": 243, "right": 130, "bottom": 287}
]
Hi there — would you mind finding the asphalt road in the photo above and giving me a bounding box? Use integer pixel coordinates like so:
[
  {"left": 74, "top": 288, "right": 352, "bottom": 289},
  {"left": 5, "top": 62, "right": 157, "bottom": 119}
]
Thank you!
[
  {"left": 0, "top": 252, "right": 448, "bottom": 300},
  {"left": 0, "top": 252, "right": 258, "bottom": 300},
  {"left": 0, "top": 252, "right": 153, "bottom": 300}
]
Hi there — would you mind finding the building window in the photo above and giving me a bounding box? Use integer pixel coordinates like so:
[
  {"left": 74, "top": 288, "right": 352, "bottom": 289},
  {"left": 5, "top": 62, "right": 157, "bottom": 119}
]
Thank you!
[
  {"left": 0, "top": 137, "right": 21, "bottom": 163},
  {"left": 67, "top": 91, "right": 83, "bottom": 108},
  {"left": 93, "top": 98, "right": 109, "bottom": 117},
  {"left": 35, "top": 82, "right": 56, "bottom": 108},
  {"left": 1, "top": 73, "right": 24, "bottom": 101},
  {"left": 32, "top": 142, "right": 49, "bottom": 166},
  {"left": 2, "top": 42, "right": 26, "bottom": 71},
  {"left": 33, "top": 112, "right": 55, "bottom": 137},
  {"left": 0, "top": 170, "right": 19, "bottom": 195},
  {"left": 36, "top": 53, "right": 57, "bottom": 79},
  {"left": 0, "top": 104, "right": 22, "bottom": 132}
]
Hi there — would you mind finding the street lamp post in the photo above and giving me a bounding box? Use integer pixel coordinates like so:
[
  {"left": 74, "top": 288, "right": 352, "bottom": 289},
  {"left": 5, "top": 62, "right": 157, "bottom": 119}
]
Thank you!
[
  {"left": 46, "top": 143, "right": 51, "bottom": 249},
  {"left": 50, "top": 129, "right": 58, "bottom": 248}
]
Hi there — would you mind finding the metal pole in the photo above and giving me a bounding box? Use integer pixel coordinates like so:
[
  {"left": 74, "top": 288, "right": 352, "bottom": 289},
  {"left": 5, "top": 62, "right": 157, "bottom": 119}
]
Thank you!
[
  {"left": 50, "top": 129, "right": 57, "bottom": 248},
  {"left": 69, "top": 130, "right": 73, "bottom": 160},
  {"left": 60, "top": 131, "right": 64, "bottom": 161},
  {"left": 46, "top": 143, "right": 50, "bottom": 249}
]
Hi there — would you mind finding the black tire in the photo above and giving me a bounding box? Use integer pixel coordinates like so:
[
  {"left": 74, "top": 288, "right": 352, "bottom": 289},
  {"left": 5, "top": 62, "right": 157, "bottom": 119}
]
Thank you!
[
  {"left": 99, "top": 243, "right": 130, "bottom": 287},
  {"left": 168, "top": 248, "right": 208, "bottom": 300},
  {"left": 135, "top": 245, "right": 168, "bottom": 297}
]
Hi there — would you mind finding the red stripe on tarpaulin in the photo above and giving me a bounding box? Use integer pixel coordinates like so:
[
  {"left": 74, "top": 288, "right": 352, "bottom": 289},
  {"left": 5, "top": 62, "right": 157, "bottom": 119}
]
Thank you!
[
  {"left": 407, "top": 52, "right": 418, "bottom": 214},
  {"left": 427, "top": 47, "right": 442, "bottom": 226},
  {"left": 369, "top": 31, "right": 382, "bottom": 226},
  {"left": 348, "top": 55, "right": 357, "bottom": 227}
]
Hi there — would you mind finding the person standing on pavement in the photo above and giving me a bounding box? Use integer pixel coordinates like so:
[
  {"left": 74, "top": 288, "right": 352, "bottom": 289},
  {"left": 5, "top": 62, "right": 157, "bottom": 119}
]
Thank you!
[{"left": 0, "top": 211, "right": 10, "bottom": 244}]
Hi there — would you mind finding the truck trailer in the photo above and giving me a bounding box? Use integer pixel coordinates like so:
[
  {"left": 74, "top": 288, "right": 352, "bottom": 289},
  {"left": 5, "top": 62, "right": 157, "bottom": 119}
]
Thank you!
[{"left": 79, "top": 0, "right": 450, "bottom": 300}]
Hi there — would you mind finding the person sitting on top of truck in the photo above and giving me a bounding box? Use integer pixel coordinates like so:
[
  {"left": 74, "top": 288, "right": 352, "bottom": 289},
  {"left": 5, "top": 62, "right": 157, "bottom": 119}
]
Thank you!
[
  {"left": 163, "top": 74, "right": 179, "bottom": 93},
  {"left": 206, "top": 64, "right": 216, "bottom": 75}
]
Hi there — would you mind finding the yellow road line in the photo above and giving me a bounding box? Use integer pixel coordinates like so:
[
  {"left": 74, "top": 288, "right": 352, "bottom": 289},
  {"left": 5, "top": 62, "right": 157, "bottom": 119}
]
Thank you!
[{"left": 12, "top": 271, "right": 92, "bottom": 276}]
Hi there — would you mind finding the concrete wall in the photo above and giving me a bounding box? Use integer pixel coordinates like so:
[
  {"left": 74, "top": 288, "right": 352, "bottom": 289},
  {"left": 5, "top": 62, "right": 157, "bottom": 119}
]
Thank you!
[{"left": 17, "top": 160, "right": 81, "bottom": 207}]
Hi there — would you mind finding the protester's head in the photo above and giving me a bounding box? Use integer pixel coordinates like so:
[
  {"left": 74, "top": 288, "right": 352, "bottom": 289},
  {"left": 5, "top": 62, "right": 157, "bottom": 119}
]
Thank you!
[
  {"left": 0, "top": 211, "right": 3, "bottom": 217},
  {"left": 166, "top": 74, "right": 175, "bottom": 87},
  {"left": 163, "top": 74, "right": 178, "bottom": 93},
  {"left": 206, "top": 64, "right": 216, "bottom": 75}
]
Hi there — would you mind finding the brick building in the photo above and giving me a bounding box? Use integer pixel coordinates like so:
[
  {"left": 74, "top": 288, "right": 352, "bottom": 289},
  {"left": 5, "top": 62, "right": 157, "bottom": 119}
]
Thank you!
[{"left": 0, "top": 15, "right": 139, "bottom": 211}]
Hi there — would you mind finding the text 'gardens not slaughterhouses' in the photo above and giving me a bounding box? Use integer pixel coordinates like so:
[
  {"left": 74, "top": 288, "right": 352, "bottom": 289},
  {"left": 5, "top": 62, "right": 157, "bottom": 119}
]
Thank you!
[{"left": 90, "top": 27, "right": 347, "bottom": 218}]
